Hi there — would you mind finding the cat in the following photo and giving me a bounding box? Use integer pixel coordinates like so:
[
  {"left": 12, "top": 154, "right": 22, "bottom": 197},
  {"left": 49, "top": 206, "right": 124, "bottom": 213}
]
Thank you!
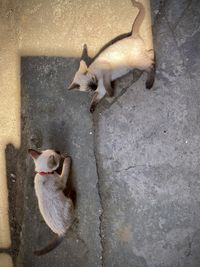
[
  {"left": 68, "top": 0, "right": 155, "bottom": 112},
  {"left": 28, "top": 149, "right": 74, "bottom": 256}
]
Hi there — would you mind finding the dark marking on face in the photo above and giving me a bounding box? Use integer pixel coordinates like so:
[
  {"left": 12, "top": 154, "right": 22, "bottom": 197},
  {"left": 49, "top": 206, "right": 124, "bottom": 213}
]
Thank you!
[
  {"left": 48, "top": 155, "right": 59, "bottom": 169},
  {"left": 88, "top": 80, "right": 97, "bottom": 91}
]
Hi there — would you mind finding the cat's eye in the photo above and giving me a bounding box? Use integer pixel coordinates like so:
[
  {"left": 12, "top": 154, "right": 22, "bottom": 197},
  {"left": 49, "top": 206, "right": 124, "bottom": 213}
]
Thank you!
[{"left": 55, "top": 150, "right": 61, "bottom": 155}]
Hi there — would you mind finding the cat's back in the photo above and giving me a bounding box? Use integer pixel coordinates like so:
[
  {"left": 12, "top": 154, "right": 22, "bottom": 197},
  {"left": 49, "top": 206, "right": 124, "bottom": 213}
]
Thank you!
[
  {"left": 95, "top": 36, "right": 146, "bottom": 65},
  {"left": 34, "top": 175, "right": 73, "bottom": 235}
]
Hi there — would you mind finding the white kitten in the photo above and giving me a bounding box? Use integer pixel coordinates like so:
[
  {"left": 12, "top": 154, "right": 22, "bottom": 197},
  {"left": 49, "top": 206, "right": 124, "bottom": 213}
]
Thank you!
[{"left": 28, "top": 149, "right": 74, "bottom": 256}]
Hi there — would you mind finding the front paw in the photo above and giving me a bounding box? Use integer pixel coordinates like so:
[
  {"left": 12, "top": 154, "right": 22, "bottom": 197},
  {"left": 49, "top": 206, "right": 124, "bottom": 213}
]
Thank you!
[
  {"left": 90, "top": 104, "right": 96, "bottom": 113},
  {"left": 63, "top": 156, "right": 71, "bottom": 166},
  {"left": 61, "top": 152, "right": 70, "bottom": 158}
]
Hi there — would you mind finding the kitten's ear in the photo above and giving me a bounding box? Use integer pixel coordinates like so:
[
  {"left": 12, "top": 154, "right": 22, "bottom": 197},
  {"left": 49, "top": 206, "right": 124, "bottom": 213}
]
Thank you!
[
  {"left": 28, "top": 149, "right": 41, "bottom": 159},
  {"left": 78, "top": 60, "right": 88, "bottom": 74},
  {"left": 48, "top": 155, "right": 57, "bottom": 169},
  {"left": 81, "top": 44, "right": 92, "bottom": 65}
]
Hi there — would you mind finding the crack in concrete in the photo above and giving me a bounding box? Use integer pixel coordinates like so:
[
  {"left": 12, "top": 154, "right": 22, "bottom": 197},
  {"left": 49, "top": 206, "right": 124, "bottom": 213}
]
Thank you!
[
  {"left": 163, "top": 13, "right": 193, "bottom": 81},
  {"left": 106, "top": 73, "right": 142, "bottom": 110},
  {"left": 114, "top": 164, "right": 148, "bottom": 173},
  {"left": 92, "top": 117, "right": 104, "bottom": 267},
  {"left": 90, "top": 4, "right": 166, "bottom": 266}
]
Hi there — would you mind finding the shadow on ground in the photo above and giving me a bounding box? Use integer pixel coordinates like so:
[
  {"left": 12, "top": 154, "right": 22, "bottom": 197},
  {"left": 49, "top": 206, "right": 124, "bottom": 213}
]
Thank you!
[{"left": 5, "top": 56, "right": 102, "bottom": 267}]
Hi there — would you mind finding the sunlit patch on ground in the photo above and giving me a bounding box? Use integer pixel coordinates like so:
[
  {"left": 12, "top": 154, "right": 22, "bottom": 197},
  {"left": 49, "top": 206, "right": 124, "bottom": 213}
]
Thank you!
[{"left": 0, "top": 253, "right": 13, "bottom": 267}]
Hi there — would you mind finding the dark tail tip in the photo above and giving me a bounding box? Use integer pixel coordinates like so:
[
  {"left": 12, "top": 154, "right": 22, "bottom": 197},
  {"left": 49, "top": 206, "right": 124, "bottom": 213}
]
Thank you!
[
  {"left": 34, "top": 235, "right": 64, "bottom": 256},
  {"left": 34, "top": 250, "right": 43, "bottom": 256}
]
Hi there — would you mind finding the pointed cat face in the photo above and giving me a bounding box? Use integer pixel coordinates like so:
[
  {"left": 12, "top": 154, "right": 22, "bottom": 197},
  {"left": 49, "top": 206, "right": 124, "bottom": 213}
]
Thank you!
[
  {"left": 28, "top": 149, "right": 61, "bottom": 172},
  {"left": 68, "top": 60, "right": 97, "bottom": 92}
]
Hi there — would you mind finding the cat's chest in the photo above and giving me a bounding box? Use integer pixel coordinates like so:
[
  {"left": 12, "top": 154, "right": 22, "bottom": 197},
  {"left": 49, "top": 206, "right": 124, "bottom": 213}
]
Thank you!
[
  {"left": 111, "top": 67, "right": 132, "bottom": 80},
  {"left": 34, "top": 175, "right": 58, "bottom": 196}
]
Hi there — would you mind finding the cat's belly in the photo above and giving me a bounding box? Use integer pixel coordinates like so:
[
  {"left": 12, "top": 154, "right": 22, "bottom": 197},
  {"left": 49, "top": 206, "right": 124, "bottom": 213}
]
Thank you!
[
  {"left": 111, "top": 66, "right": 132, "bottom": 80},
  {"left": 96, "top": 37, "right": 152, "bottom": 73}
]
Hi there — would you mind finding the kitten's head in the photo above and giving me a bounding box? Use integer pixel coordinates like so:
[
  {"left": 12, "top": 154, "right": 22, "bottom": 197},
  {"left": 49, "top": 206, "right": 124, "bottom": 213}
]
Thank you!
[
  {"left": 28, "top": 149, "right": 61, "bottom": 172},
  {"left": 68, "top": 60, "right": 97, "bottom": 92}
]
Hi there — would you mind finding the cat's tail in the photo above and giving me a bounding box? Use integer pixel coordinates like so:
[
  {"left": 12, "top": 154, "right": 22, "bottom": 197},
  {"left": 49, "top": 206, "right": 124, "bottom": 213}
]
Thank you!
[
  {"left": 131, "top": 0, "right": 145, "bottom": 36},
  {"left": 34, "top": 234, "right": 64, "bottom": 256}
]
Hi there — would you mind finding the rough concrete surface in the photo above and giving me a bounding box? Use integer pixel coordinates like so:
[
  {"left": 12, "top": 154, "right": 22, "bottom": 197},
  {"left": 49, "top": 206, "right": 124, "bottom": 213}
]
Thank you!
[
  {"left": 94, "top": 0, "right": 200, "bottom": 267},
  {"left": 1, "top": 0, "right": 200, "bottom": 267}
]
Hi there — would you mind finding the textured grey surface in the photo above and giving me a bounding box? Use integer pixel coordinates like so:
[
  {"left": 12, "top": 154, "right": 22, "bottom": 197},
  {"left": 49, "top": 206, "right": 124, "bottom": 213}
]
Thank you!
[
  {"left": 18, "top": 57, "right": 101, "bottom": 267},
  {"left": 94, "top": 0, "right": 200, "bottom": 267}
]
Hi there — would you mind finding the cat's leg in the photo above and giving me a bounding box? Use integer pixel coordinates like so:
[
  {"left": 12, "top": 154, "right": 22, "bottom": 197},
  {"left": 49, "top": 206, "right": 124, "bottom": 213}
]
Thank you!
[
  {"left": 111, "top": 81, "right": 115, "bottom": 91},
  {"left": 103, "top": 71, "right": 114, "bottom": 97},
  {"left": 60, "top": 157, "right": 71, "bottom": 188},
  {"left": 90, "top": 80, "right": 107, "bottom": 113},
  {"left": 145, "top": 50, "right": 155, "bottom": 89},
  {"left": 145, "top": 62, "right": 156, "bottom": 89},
  {"left": 90, "top": 92, "right": 101, "bottom": 113}
]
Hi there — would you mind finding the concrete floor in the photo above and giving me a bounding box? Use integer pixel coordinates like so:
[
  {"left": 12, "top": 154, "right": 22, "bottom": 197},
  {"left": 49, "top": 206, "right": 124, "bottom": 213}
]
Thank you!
[
  {"left": 14, "top": 57, "right": 101, "bottom": 267},
  {"left": 1, "top": 0, "right": 200, "bottom": 266},
  {"left": 94, "top": 1, "right": 200, "bottom": 266},
  {"left": 0, "top": 1, "right": 151, "bottom": 266}
]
